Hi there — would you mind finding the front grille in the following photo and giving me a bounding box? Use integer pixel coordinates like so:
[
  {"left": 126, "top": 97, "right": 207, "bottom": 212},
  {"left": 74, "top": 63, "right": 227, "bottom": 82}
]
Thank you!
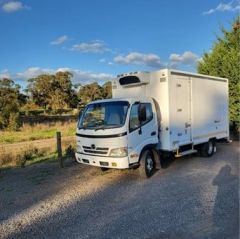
[
  {"left": 83, "top": 146, "right": 109, "bottom": 155},
  {"left": 100, "top": 161, "right": 109, "bottom": 166},
  {"left": 84, "top": 150, "right": 107, "bottom": 155}
]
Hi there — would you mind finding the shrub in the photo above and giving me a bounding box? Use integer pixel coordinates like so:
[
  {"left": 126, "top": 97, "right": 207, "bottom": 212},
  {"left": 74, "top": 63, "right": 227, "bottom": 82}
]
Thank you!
[
  {"left": 7, "top": 113, "right": 20, "bottom": 131},
  {"left": 0, "top": 153, "right": 15, "bottom": 167},
  {"left": 65, "top": 145, "right": 75, "bottom": 157},
  {"left": 15, "top": 147, "right": 39, "bottom": 167},
  {"left": 16, "top": 154, "right": 27, "bottom": 168}
]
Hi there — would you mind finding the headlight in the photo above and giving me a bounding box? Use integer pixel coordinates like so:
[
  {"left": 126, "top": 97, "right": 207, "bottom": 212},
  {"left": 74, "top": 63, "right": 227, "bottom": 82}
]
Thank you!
[{"left": 109, "top": 147, "right": 128, "bottom": 157}]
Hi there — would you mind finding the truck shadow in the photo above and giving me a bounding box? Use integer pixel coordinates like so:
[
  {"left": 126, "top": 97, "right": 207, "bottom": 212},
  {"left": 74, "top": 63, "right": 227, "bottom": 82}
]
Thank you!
[{"left": 160, "top": 154, "right": 175, "bottom": 169}]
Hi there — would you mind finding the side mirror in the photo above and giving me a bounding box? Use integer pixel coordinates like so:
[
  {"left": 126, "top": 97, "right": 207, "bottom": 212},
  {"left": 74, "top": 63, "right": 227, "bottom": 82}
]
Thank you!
[{"left": 138, "top": 104, "right": 147, "bottom": 122}]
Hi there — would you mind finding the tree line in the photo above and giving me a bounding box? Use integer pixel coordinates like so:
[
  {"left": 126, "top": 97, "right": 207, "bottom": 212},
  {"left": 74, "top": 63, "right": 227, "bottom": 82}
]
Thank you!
[{"left": 0, "top": 72, "right": 112, "bottom": 130}]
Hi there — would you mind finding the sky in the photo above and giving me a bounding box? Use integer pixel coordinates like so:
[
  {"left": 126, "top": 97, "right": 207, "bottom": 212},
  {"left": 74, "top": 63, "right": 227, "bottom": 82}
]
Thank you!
[{"left": 0, "top": 0, "right": 239, "bottom": 88}]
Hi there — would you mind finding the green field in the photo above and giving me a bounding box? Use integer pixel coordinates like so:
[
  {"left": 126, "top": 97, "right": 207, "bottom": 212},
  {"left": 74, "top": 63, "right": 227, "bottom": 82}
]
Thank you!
[{"left": 0, "top": 121, "right": 76, "bottom": 144}]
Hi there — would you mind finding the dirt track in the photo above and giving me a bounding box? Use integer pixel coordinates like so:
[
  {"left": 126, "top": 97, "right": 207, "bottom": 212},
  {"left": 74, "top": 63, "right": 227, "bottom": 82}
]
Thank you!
[{"left": 0, "top": 141, "right": 239, "bottom": 239}]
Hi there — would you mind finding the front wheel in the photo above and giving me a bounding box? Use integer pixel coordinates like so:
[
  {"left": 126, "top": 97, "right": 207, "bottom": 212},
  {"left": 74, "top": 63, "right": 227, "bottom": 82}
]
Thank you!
[
  {"left": 199, "top": 140, "right": 216, "bottom": 157},
  {"left": 138, "top": 150, "right": 155, "bottom": 178}
]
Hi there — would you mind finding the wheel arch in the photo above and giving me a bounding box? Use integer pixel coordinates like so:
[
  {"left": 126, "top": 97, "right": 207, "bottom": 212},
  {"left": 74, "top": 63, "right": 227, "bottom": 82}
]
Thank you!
[{"left": 138, "top": 144, "right": 161, "bottom": 169}]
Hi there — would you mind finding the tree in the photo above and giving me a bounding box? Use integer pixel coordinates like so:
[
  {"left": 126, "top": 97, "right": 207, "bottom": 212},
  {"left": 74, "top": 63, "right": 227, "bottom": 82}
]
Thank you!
[
  {"left": 78, "top": 82, "right": 104, "bottom": 105},
  {"left": 27, "top": 71, "right": 78, "bottom": 111},
  {"left": 0, "top": 78, "right": 21, "bottom": 130},
  {"left": 198, "top": 17, "right": 240, "bottom": 129},
  {"left": 102, "top": 81, "right": 112, "bottom": 99},
  {"left": 77, "top": 81, "right": 112, "bottom": 105},
  {"left": 27, "top": 74, "right": 53, "bottom": 109}
]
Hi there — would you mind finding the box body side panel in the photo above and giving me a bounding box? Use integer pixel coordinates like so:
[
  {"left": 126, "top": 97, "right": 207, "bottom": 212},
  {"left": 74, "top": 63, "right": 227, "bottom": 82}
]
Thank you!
[
  {"left": 168, "top": 73, "right": 229, "bottom": 149},
  {"left": 191, "top": 77, "right": 229, "bottom": 143}
]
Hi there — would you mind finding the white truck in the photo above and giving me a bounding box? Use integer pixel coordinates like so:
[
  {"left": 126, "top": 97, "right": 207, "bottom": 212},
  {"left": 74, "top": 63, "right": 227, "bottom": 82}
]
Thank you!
[{"left": 75, "top": 69, "right": 229, "bottom": 178}]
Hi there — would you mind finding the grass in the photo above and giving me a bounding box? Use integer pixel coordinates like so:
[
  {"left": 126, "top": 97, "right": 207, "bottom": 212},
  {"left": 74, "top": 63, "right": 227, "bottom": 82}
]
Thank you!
[
  {"left": 0, "top": 142, "right": 76, "bottom": 169},
  {"left": 0, "top": 121, "right": 76, "bottom": 144},
  {"left": 0, "top": 121, "right": 76, "bottom": 168},
  {"left": 24, "top": 153, "right": 57, "bottom": 166}
]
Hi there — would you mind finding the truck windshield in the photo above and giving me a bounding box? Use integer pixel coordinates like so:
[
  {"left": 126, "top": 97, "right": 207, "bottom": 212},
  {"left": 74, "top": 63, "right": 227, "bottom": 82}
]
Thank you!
[{"left": 78, "top": 101, "right": 129, "bottom": 130}]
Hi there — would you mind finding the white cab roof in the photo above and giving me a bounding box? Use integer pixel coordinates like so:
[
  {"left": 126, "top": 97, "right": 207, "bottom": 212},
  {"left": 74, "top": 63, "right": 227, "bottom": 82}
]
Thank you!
[{"left": 88, "top": 97, "right": 151, "bottom": 105}]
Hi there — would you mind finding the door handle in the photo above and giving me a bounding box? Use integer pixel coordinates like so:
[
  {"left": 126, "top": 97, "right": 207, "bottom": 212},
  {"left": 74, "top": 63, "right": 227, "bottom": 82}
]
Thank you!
[{"left": 151, "top": 131, "right": 156, "bottom": 136}]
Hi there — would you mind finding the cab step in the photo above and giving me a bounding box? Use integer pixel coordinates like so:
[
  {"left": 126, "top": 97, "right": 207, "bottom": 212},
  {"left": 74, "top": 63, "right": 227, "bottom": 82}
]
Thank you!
[{"left": 175, "top": 149, "right": 197, "bottom": 158}]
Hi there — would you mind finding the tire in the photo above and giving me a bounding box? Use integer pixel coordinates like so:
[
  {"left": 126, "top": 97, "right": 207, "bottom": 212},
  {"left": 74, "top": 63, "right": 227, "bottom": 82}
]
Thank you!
[
  {"left": 200, "top": 140, "right": 216, "bottom": 157},
  {"left": 138, "top": 149, "right": 155, "bottom": 178}
]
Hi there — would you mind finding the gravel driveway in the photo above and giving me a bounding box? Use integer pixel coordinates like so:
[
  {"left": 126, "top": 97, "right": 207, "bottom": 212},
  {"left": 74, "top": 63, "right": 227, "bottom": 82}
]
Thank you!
[{"left": 0, "top": 141, "right": 239, "bottom": 239}]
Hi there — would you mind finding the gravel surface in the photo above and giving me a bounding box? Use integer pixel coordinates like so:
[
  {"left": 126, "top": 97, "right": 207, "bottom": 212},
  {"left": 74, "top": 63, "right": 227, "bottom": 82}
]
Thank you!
[{"left": 0, "top": 141, "right": 239, "bottom": 239}]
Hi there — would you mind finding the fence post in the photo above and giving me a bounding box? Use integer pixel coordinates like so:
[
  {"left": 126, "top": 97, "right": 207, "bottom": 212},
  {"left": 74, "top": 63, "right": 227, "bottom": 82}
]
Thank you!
[{"left": 56, "top": 131, "right": 64, "bottom": 168}]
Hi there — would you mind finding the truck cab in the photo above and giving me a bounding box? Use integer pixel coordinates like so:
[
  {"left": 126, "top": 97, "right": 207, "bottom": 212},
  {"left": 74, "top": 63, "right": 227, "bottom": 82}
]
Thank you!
[{"left": 75, "top": 97, "right": 159, "bottom": 177}]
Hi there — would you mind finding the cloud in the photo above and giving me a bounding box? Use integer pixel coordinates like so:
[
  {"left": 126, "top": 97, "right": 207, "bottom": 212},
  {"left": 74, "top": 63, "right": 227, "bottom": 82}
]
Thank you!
[
  {"left": 16, "top": 67, "right": 54, "bottom": 79},
  {"left": 169, "top": 51, "right": 200, "bottom": 66},
  {"left": 99, "top": 58, "right": 106, "bottom": 63},
  {"left": 1, "top": 1, "right": 30, "bottom": 13},
  {"left": 71, "top": 41, "right": 109, "bottom": 53},
  {"left": 203, "top": 1, "right": 240, "bottom": 15},
  {"left": 56, "top": 68, "right": 113, "bottom": 84},
  {"left": 3, "top": 67, "right": 113, "bottom": 84},
  {"left": 114, "top": 52, "right": 163, "bottom": 68},
  {"left": 0, "top": 69, "right": 11, "bottom": 78},
  {"left": 113, "top": 51, "right": 200, "bottom": 68},
  {"left": 50, "top": 35, "right": 68, "bottom": 45}
]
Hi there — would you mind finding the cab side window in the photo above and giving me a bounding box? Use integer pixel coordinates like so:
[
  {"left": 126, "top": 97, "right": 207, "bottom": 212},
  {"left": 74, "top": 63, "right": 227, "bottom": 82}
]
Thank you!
[
  {"left": 129, "top": 103, "right": 153, "bottom": 132},
  {"left": 144, "top": 103, "right": 153, "bottom": 123}
]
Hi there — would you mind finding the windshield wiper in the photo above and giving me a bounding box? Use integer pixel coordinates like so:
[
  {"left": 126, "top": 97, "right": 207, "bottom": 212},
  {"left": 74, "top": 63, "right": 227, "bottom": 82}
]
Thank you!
[
  {"left": 94, "top": 124, "right": 122, "bottom": 131},
  {"left": 78, "top": 126, "right": 88, "bottom": 130},
  {"left": 94, "top": 126, "right": 106, "bottom": 131},
  {"left": 79, "top": 124, "right": 121, "bottom": 131}
]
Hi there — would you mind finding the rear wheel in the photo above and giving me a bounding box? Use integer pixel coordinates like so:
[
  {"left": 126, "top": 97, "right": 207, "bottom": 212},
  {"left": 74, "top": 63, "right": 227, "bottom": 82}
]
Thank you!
[
  {"left": 138, "top": 149, "right": 155, "bottom": 178},
  {"left": 200, "top": 140, "right": 216, "bottom": 157}
]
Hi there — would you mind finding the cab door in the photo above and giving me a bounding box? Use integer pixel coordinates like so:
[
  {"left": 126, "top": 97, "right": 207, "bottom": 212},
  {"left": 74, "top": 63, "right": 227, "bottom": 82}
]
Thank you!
[{"left": 127, "top": 102, "right": 158, "bottom": 164}]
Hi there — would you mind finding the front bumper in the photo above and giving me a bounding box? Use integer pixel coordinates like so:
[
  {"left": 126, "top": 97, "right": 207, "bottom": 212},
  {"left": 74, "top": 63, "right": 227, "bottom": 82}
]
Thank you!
[{"left": 75, "top": 152, "right": 130, "bottom": 169}]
